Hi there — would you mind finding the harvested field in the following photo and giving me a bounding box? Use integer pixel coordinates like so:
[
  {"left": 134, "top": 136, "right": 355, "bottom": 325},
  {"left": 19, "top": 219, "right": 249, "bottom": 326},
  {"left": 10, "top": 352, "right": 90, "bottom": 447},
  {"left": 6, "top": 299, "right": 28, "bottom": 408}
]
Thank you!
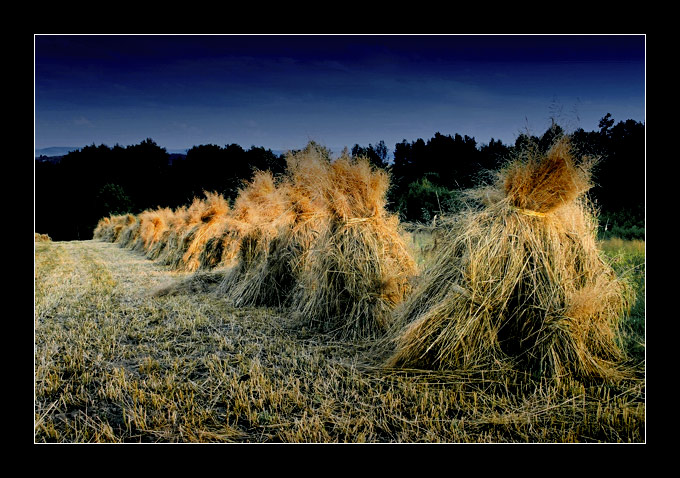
[{"left": 34, "top": 239, "right": 645, "bottom": 443}]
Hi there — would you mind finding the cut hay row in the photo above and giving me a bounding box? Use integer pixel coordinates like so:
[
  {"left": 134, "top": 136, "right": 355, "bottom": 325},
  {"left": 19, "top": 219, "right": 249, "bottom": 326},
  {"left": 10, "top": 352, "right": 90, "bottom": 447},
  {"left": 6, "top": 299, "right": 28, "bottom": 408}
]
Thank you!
[
  {"left": 92, "top": 138, "right": 635, "bottom": 383},
  {"left": 93, "top": 142, "right": 419, "bottom": 340},
  {"left": 94, "top": 198, "right": 240, "bottom": 272}
]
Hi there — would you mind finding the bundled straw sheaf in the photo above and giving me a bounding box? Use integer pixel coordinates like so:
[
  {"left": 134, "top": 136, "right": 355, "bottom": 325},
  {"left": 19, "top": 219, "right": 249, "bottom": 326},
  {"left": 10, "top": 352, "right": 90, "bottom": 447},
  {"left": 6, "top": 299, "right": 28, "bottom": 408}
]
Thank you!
[
  {"left": 219, "top": 145, "right": 331, "bottom": 308},
  {"left": 34, "top": 233, "right": 52, "bottom": 242},
  {"left": 175, "top": 192, "right": 231, "bottom": 272},
  {"left": 139, "top": 208, "right": 175, "bottom": 260},
  {"left": 153, "top": 205, "right": 189, "bottom": 267},
  {"left": 117, "top": 215, "right": 141, "bottom": 249},
  {"left": 384, "top": 137, "right": 633, "bottom": 382},
  {"left": 93, "top": 217, "right": 112, "bottom": 241},
  {"left": 93, "top": 214, "right": 137, "bottom": 243},
  {"left": 217, "top": 170, "right": 295, "bottom": 304},
  {"left": 291, "top": 152, "right": 417, "bottom": 340}
]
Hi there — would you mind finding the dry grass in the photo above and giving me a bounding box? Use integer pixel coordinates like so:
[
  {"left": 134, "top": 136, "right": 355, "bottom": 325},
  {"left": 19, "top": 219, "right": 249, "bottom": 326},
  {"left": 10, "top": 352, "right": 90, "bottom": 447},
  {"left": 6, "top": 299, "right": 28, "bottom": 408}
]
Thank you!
[
  {"left": 88, "top": 138, "right": 640, "bottom": 397},
  {"left": 502, "top": 138, "right": 593, "bottom": 214},
  {"left": 219, "top": 145, "right": 331, "bottom": 309},
  {"left": 177, "top": 192, "right": 231, "bottom": 272},
  {"left": 92, "top": 217, "right": 111, "bottom": 240},
  {"left": 91, "top": 143, "right": 416, "bottom": 342},
  {"left": 42, "top": 135, "right": 645, "bottom": 443},
  {"left": 152, "top": 205, "right": 189, "bottom": 267},
  {"left": 382, "top": 138, "right": 634, "bottom": 384},
  {"left": 93, "top": 192, "right": 241, "bottom": 274},
  {"left": 34, "top": 239, "right": 644, "bottom": 443},
  {"left": 126, "top": 208, "right": 172, "bottom": 258}
]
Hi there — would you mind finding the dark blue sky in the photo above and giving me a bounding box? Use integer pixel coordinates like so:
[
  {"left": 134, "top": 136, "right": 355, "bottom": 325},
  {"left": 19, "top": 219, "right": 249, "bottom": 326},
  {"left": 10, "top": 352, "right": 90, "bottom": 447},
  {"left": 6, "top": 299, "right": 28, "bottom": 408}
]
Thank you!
[{"left": 34, "top": 34, "right": 645, "bottom": 155}]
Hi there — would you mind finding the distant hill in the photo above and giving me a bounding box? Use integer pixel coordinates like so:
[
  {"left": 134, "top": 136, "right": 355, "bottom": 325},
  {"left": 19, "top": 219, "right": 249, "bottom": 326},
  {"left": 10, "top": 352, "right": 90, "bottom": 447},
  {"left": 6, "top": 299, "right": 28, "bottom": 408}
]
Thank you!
[
  {"left": 35, "top": 146, "right": 80, "bottom": 158},
  {"left": 35, "top": 146, "right": 322, "bottom": 161}
]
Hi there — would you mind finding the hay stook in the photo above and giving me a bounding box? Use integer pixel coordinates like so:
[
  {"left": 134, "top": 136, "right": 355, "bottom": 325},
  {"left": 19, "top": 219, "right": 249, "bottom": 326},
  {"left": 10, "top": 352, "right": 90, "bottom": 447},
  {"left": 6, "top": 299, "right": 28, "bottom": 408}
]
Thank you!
[
  {"left": 385, "top": 137, "right": 634, "bottom": 383},
  {"left": 177, "top": 191, "right": 231, "bottom": 272},
  {"left": 225, "top": 145, "right": 334, "bottom": 308},
  {"left": 217, "top": 169, "right": 295, "bottom": 306},
  {"left": 291, "top": 152, "right": 418, "bottom": 340}
]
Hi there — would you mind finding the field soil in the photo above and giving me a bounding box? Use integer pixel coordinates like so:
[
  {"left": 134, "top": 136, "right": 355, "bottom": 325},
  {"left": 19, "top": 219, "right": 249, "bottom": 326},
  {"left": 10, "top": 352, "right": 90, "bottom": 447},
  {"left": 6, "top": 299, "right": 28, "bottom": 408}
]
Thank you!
[{"left": 34, "top": 240, "right": 645, "bottom": 443}]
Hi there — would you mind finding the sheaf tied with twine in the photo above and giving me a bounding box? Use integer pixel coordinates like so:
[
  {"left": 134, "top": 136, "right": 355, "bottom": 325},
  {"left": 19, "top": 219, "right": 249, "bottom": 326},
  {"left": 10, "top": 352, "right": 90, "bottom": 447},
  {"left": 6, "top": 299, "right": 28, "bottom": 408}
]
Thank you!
[
  {"left": 291, "top": 153, "right": 418, "bottom": 340},
  {"left": 383, "top": 137, "right": 634, "bottom": 383}
]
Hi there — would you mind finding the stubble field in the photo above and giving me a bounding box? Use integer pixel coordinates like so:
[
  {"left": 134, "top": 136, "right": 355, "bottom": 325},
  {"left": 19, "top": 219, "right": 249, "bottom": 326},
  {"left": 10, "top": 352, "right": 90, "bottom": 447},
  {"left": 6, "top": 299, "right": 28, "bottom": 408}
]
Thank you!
[{"left": 33, "top": 237, "right": 645, "bottom": 443}]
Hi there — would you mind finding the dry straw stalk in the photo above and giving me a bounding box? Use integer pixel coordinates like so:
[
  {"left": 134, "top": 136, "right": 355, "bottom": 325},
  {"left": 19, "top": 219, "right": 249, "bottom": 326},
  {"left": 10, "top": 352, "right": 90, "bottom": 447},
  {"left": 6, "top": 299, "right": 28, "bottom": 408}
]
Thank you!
[{"left": 217, "top": 169, "right": 296, "bottom": 304}]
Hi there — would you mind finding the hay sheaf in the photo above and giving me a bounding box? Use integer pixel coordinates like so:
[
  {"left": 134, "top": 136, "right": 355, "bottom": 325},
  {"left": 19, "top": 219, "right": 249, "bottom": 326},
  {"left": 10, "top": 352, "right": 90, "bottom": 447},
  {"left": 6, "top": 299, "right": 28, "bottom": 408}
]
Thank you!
[
  {"left": 117, "top": 215, "right": 141, "bottom": 249},
  {"left": 211, "top": 145, "right": 418, "bottom": 339},
  {"left": 95, "top": 214, "right": 137, "bottom": 243},
  {"left": 292, "top": 154, "right": 418, "bottom": 340},
  {"left": 178, "top": 192, "right": 231, "bottom": 272},
  {"left": 92, "top": 217, "right": 112, "bottom": 241},
  {"left": 198, "top": 219, "right": 249, "bottom": 270},
  {"left": 35, "top": 233, "right": 52, "bottom": 242},
  {"left": 384, "top": 137, "right": 633, "bottom": 382},
  {"left": 218, "top": 170, "right": 295, "bottom": 303},
  {"left": 223, "top": 146, "right": 332, "bottom": 308},
  {"left": 154, "top": 206, "right": 189, "bottom": 266},
  {"left": 157, "top": 198, "right": 206, "bottom": 268},
  {"left": 140, "top": 208, "right": 175, "bottom": 260}
]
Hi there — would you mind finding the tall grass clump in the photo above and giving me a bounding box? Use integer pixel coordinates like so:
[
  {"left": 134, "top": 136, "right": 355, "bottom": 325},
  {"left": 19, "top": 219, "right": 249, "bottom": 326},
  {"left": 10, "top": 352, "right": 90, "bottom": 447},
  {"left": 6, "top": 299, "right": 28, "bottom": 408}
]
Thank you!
[
  {"left": 598, "top": 237, "right": 645, "bottom": 366},
  {"left": 291, "top": 150, "right": 417, "bottom": 340},
  {"left": 384, "top": 137, "right": 634, "bottom": 383}
]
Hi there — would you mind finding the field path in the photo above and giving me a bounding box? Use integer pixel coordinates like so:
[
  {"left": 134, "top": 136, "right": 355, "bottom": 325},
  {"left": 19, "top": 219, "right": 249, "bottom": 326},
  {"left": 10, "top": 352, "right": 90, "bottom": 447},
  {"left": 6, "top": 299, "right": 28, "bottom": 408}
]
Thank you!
[{"left": 35, "top": 240, "right": 187, "bottom": 311}]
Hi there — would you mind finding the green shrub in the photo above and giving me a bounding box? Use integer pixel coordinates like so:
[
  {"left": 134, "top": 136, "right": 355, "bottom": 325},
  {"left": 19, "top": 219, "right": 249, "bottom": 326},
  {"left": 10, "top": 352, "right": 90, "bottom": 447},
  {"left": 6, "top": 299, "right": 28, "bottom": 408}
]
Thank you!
[
  {"left": 396, "top": 176, "right": 461, "bottom": 223},
  {"left": 598, "top": 208, "right": 645, "bottom": 240},
  {"left": 96, "top": 183, "right": 134, "bottom": 217}
]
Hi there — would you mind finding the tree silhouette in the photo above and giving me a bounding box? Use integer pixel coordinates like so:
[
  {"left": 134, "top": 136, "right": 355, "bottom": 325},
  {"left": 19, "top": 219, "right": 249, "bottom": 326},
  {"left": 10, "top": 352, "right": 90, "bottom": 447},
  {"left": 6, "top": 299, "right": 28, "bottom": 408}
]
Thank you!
[
  {"left": 123, "top": 138, "right": 171, "bottom": 210},
  {"left": 351, "top": 140, "right": 389, "bottom": 169},
  {"left": 537, "top": 122, "right": 565, "bottom": 152},
  {"left": 34, "top": 117, "right": 644, "bottom": 240},
  {"left": 95, "top": 183, "right": 134, "bottom": 217},
  {"left": 599, "top": 112, "right": 615, "bottom": 133}
]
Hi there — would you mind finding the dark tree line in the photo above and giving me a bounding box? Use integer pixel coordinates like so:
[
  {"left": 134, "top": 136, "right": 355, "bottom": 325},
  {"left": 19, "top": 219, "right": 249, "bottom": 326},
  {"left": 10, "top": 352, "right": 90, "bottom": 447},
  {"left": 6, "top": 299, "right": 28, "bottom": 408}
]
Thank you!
[
  {"left": 34, "top": 140, "right": 286, "bottom": 240},
  {"left": 34, "top": 114, "right": 645, "bottom": 241},
  {"left": 383, "top": 115, "right": 644, "bottom": 238}
]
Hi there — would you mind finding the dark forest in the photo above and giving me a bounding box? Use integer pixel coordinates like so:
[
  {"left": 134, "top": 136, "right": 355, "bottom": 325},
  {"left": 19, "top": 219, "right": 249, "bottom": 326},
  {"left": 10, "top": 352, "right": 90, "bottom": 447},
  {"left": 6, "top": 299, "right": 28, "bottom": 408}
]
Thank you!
[{"left": 35, "top": 113, "right": 644, "bottom": 241}]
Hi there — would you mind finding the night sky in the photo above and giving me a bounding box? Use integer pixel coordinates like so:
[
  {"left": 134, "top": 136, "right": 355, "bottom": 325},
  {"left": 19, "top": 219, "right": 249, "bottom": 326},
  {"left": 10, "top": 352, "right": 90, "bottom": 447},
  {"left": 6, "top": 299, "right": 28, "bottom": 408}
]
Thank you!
[{"left": 34, "top": 34, "right": 645, "bottom": 155}]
